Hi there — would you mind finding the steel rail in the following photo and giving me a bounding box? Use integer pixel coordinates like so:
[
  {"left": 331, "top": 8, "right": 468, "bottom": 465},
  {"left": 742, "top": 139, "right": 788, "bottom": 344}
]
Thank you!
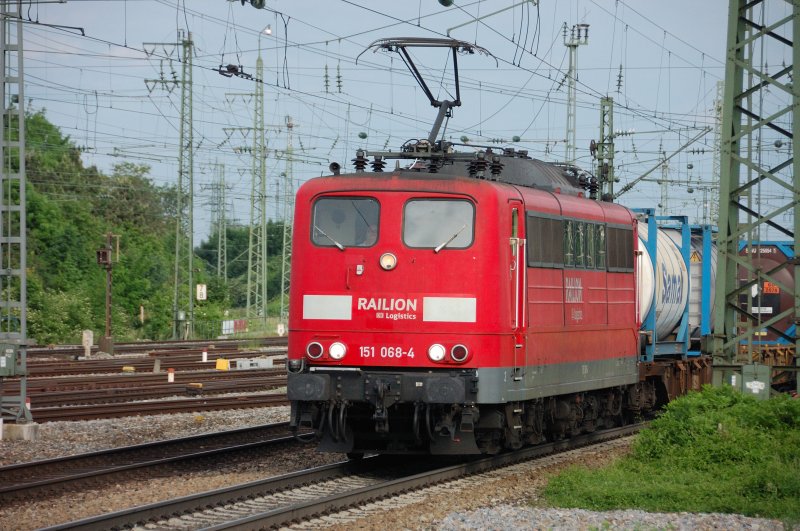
[
  {"left": 43, "top": 423, "right": 643, "bottom": 531},
  {"left": 0, "top": 422, "right": 304, "bottom": 504}
]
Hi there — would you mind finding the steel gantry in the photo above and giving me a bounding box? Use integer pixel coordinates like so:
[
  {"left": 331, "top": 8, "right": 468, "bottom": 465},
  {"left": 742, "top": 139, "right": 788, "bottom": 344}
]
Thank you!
[{"left": 712, "top": 0, "right": 799, "bottom": 364}]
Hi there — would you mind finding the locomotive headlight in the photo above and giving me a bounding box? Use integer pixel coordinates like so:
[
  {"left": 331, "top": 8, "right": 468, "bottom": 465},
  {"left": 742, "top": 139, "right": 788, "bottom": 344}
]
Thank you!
[
  {"left": 427, "top": 343, "right": 446, "bottom": 362},
  {"left": 450, "top": 344, "right": 469, "bottom": 362},
  {"left": 306, "top": 342, "right": 324, "bottom": 359},
  {"left": 379, "top": 253, "right": 397, "bottom": 271},
  {"left": 329, "top": 342, "right": 347, "bottom": 360}
]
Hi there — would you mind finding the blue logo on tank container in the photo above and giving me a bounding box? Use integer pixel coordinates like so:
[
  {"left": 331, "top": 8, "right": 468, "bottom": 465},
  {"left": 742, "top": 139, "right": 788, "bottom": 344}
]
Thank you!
[{"left": 661, "top": 266, "right": 682, "bottom": 304}]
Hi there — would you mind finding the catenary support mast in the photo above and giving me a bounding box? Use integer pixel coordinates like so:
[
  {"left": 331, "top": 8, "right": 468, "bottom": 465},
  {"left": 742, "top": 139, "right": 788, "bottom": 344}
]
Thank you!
[
  {"left": 0, "top": 0, "right": 30, "bottom": 422},
  {"left": 712, "top": 0, "right": 799, "bottom": 362},
  {"left": 145, "top": 31, "right": 194, "bottom": 339}
]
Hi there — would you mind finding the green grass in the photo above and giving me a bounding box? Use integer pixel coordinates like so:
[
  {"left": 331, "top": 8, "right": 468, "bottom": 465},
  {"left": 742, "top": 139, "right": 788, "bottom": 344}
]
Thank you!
[{"left": 544, "top": 385, "right": 800, "bottom": 526}]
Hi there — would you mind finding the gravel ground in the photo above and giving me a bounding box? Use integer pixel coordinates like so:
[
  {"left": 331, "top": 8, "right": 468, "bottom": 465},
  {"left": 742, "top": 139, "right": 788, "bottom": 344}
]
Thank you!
[
  {"left": 0, "top": 409, "right": 788, "bottom": 531},
  {"left": 438, "top": 506, "right": 784, "bottom": 530},
  {"left": 0, "top": 405, "right": 294, "bottom": 466}
]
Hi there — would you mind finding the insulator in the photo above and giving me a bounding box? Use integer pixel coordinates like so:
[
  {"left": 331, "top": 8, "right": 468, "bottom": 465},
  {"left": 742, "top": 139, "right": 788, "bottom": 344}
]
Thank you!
[
  {"left": 588, "top": 176, "right": 599, "bottom": 198},
  {"left": 489, "top": 156, "right": 504, "bottom": 180},
  {"left": 427, "top": 159, "right": 439, "bottom": 173},
  {"left": 589, "top": 177, "right": 600, "bottom": 197},
  {"left": 351, "top": 150, "right": 368, "bottom": 173},
  {"left": 472, "top": 152, "right": 489, "bottom": 179},
  {"left": 370, "top": 156, "right": 386, "bottom": 172}
]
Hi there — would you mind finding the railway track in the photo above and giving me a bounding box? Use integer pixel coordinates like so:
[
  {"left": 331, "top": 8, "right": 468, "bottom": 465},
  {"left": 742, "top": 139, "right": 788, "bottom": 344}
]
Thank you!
[
  {"left": 31, "top": 392, "right": 289, "bottom": 422},
  {"left": 44, "top": 423, "right": 643, "bottom": 531},
  {"left": 26, "top": 375, "right": 286, "bottom": 407},
  {"left": 26, "top": 349, "right": 285, "bottom": 377},
  {"left": 2, "top": 339, "right": 290, "bottom": 421},
  {"left": 4, "top": 367, "right": 284, "bottom": 391},
  {"left": 0, "top": 422, "right": 304, "bottom": 504},
  {"left": 27, "top": 336, "right": 288, "bottom": 358}
]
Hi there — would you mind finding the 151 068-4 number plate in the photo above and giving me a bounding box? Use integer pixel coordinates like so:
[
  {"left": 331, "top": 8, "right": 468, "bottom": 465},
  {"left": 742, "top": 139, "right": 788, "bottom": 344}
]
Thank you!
[{"left": 359, "top": 346, "right": 415, "bottom": 359}]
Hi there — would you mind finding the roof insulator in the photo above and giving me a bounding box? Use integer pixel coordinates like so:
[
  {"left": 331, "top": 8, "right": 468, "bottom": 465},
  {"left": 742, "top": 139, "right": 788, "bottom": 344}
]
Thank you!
[{"left": 352, "top": 150, "right": 368, "bottom": 173}]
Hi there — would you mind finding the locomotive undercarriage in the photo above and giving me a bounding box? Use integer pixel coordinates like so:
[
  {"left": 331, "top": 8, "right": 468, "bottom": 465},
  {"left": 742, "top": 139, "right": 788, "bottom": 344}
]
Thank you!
[{"left": 289, "top": 370, "right": 670, "bottom": 455}]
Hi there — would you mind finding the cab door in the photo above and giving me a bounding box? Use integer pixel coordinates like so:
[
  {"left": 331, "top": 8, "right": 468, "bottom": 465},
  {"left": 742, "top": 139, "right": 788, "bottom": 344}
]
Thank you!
[{"left": 509, "top": 200, "right": 526, "bottom": 379}]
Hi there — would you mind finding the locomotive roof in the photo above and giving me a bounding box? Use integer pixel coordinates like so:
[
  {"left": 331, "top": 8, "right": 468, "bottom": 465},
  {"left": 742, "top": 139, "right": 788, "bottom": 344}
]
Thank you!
[
  {"left": 428, "top": 154, "right": 585, "bottom": 196},
  {"left": 346, "top": 146, "right": 589, "bottom": 198}
]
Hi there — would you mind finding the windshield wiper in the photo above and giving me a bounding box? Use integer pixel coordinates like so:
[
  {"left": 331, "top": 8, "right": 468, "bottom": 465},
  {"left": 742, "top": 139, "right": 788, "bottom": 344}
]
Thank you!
[
  {"left": 314, "top": 225, "right": 345, "bottom": 251},
  {"left": 434, "top": 224, "right": 467, "bottom": 253}
]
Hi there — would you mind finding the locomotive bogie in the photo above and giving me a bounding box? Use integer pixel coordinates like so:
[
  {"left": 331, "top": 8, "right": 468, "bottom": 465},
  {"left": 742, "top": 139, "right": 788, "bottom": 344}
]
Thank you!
[{"left": 289, "top": 383, "right": 646, "bottom": 455}]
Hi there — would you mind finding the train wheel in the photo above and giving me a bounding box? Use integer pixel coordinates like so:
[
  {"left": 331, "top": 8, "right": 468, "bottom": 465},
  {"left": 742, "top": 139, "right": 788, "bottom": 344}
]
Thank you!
[{"left": 475, "top": 430, "right": 502, "bottom": 455}]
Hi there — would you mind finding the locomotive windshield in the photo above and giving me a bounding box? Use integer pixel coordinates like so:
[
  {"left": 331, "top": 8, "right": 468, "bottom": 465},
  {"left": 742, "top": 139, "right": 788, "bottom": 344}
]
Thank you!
[
  {"left": 403, "top": 199, "right": 474, "bottom": 249},
  {"left": 312, "top": 197, "right": 380, "bottom": 248}
]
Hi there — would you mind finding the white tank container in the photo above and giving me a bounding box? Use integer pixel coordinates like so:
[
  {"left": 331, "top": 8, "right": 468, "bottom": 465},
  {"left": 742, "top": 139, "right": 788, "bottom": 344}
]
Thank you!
[
  {"left": 663, "top": 229, "right": 717, "bottom": 339},
  {"left": 637, "top": 223, "right": 690, "bottom": 340}
]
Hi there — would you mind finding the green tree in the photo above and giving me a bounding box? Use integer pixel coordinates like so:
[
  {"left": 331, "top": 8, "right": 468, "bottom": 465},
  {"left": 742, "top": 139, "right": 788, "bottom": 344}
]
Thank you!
[
  {"left": 195, "top": 220, "right": 286, "bottom": 310},
  {"left": 22, "top": 110, "right": 178, "bottom": 342}
]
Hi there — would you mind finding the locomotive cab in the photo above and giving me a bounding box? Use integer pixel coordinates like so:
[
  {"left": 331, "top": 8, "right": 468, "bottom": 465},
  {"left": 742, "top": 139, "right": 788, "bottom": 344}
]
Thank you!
[{"left": 287, "top": 170, "right": 524, "bottom": 455}]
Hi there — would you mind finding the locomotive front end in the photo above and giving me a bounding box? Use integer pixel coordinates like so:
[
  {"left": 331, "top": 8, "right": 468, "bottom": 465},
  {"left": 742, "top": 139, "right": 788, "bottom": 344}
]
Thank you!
[{"left": 287, "top": 173, "right": 514, "bottom": 455}]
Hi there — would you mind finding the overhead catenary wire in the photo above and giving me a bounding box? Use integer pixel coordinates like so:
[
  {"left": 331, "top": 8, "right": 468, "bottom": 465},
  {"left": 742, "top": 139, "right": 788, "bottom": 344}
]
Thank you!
[{"left": 21, "top": 0, "right": 732, "bottom": 236}]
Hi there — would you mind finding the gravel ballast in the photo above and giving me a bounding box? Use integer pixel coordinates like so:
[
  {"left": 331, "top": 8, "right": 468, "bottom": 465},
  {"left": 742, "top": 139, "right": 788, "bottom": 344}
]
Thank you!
[{"left": 438, "top": 506, "right": 783, "bottom": 530}]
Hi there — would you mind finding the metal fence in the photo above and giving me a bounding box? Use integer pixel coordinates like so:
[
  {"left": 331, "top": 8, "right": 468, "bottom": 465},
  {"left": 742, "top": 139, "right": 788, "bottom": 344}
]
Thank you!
[{"left": 187, "top": 316, "right": 287, "bottom": 340}]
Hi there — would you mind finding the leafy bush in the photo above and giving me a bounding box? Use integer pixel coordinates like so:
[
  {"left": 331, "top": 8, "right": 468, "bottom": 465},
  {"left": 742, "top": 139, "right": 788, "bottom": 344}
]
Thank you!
[
  {"left": 28, "top": 289, "right": 94, "bottom": 344},
  {"left": 544, "top": 386, "right": 800, "bottom": 524}
]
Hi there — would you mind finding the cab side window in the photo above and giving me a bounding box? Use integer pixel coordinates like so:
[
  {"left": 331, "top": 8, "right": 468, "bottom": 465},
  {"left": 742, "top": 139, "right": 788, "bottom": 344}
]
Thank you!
[{"left": 526, "top": 214, "right": 564, "bottom": 268}]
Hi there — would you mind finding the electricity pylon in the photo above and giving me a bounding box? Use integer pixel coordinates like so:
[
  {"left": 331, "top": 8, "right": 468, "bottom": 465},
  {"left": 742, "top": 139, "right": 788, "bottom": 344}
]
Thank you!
[
  {"left": 145, "top": 31, "right": 194, "bottom": 339},
  {"left": 563, "top": 22, "right": 589, "bottom": 166},
  {"left": 597, "top": 96, "right": 614, "bottom": 200},
  {"left": 222, "top": 74, "right": 270, "bottom": 320},
  {"left": 712, "top": 0, "right": 799, "bottom": 362},
  {"left": 279, "top": 116, "right": 295, "bottom": 324},
  {"left": 203, "top": 161, "right": 228, "bottom": 280},
  {"left": 245, "top": 52, "right": 268, "bottom": 319}
]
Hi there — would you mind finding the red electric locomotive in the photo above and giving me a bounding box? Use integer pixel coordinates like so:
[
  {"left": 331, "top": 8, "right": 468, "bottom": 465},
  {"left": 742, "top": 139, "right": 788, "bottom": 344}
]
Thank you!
[
  {"left": 286, "top": 38, "right": 708, "bottom": 456},
  {"left": 287, "top": 148, "right": 647, "bottom": 455}
]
